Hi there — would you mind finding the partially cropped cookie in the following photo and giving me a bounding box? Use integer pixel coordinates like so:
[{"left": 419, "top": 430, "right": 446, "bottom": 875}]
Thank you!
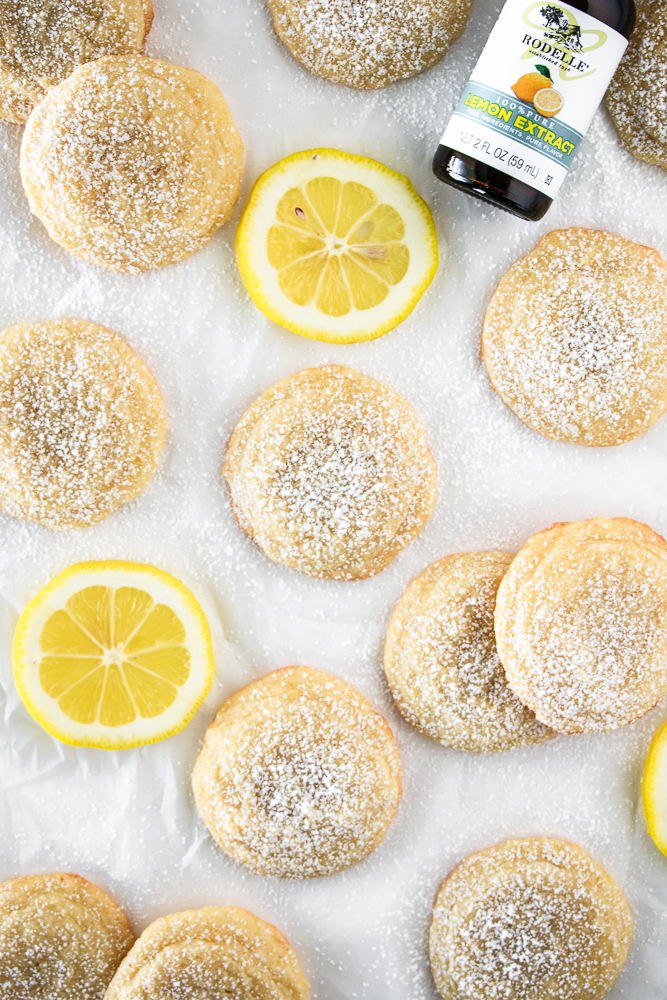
[
  {"left": 269, "top": 0, "right": 473, "bottom": 89},
  {"left": 0, "top": 318, "right": 165, "bottom": 529},
  {"left": 0, "top": 0, "right": 152, "bottom": 124},
  {"left": 223, "top": 365, "right": 437, "bottom": 580},
  {"left": 607, "top": 0, "right": 667, "bottom": 170},
  {"left": 495, "top": 517, "right": 667, "bottom": 733},
  {"left": 482, "top": 228, "right": 667, "bottom": 446},
  {"left": 429, "top": 837, "right": 633, "bottom": 1000},
  {"left": 384, "top": 551, "right": 554, "bottom": 753},
  {"left": 192, "top": 666, "right": 402, "bottom": 878},
  {"left": 21, "top": 55, "right": 243, "bottom": 272},
  {"left": 0, "top": 872, "right": 134, "bottom": 999},
  {"left": 105, "top": 907, "right": 308, "bottom": 1000}
]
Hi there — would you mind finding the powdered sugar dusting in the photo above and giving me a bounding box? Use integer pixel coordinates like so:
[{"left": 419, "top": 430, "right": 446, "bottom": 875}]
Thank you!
[
  {"left": 20, "top": 54, "right": 243, "bottom": 272},
  {"left": 225, "top": 366, "right": 436, "bottom": 580},
  {"left": 0, "top": 0, "right": 666, "bottom": 996},
  {"left": 496, "top": 518, "right": 667, "bottom": 733},
  {"left": 268, "top": 0, "right": 474, "bottom": 89},
  {"left": 0, "top": 872, "right": 134, "bottom": 1000},
  {"left": 0, "top": 318, "right": 165, "bottom": 529},
  {"left": 606, "top": 0, "right": 667, "bottom": 170},
  {"left": 192, "top": 666, "right": 401, "bottom": 878},
  {"left": 430, "top": 838, "right": 633, "bottom": 1000},
  {"left": 106, "top": 906, "right": 308, "bottom": 1000},
  {"left": 385, "top": 551, "right": 554, "bottom": 753},
  {"left": 0, "top": 0, "right": 148, "bottom": 123},
  {"left": 483, "top": 228, "right": 667, "bottom": 446}
]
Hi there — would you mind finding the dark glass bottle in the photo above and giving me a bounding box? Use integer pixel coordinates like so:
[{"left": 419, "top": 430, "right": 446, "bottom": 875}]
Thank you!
[{"left": 433, "top": 0, "right": 635, "bottom": 221}]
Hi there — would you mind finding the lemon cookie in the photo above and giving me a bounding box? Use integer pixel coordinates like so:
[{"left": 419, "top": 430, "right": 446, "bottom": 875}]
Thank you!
[
  {"left": 0, "top": 318, "right": 165, "bottom": 529},
  {"left": 105, "top": 906, "right": 308, "bottom": 1000},
  {"left": 268, "top": 0, "right": 474, "bottom": 89},
  {"left": 21, "top": 54, "right": 243, "bottom": 272},
  {"left": 495, "top": 517, "right": 667, "bottom": 734},
  {"left": 0, "top": 0, "right": 152, "bottom": 124},
  {"left": 482, "top": 228, "right": 667, "bottom": 446},
  {"left": 0, "top": 872, "right": 134, "bottom": 999},
  {"left": 192, "top": 665, "right": 402, "bottom": 878},
  {"left": 384, "top": 551, "right": 554, "bottom": 753},
  {"left": 429, "top": 837, "right": 633, "bottom": 1000},
  {"left": 607, "top": 0, "right": 667, "bottom": 170},
  {"left": 223, "top": 365, "right": 437, "bottom": 580}
]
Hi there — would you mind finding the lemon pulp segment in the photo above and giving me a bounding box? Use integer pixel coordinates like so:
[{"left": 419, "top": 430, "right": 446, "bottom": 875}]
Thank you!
[
  {"left": 267, "top": 178, "right": 410, "bottom": 316},
  {"left": 39, "top": 585, "right": 190, "bottom": 727},
  {"left": 236, "top": 149, "right": 438, "bottom": 344},
  {"left": 13, "top": 561, "right": 215, "bottom": 749}
]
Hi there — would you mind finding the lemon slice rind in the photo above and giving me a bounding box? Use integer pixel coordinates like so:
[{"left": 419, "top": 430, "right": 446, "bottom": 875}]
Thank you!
[
  {"left": 236, "top": 148, "right": 439, "bottom": 344},
  {"left": 643, "top": 717, "right": 667, "bottom": 855},
  {"left": 13, "top": 561, "right": 215, "bottom": 750}
]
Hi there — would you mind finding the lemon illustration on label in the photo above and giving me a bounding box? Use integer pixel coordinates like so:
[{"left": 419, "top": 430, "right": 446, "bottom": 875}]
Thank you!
[
  {"left": 437, "top": 0, "right": 630, "bottom": 210},
  {"left": 534, "top": 88, "right": 564, "bottom": 116},
  {"left": 511, "top": 64, "right": 552, "bottom": 101}
]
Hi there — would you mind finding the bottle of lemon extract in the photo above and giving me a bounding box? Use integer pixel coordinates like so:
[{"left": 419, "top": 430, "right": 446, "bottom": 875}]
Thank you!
[{"left": 433, "top": 0, "right": 635, "bottom": 220}]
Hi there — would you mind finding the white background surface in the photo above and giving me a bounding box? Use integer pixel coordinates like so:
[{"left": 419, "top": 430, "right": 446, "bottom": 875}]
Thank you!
[{"left": 1, "top": 0, "right": 667, "bottom": 996}]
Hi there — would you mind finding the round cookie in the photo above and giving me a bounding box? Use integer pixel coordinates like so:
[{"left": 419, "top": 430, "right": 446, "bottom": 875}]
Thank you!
[
  {"left": 268, "top": 0, "right": 474, "bottom": 90},
  {"left": 192, "top": 665, "right": 402, "bottom": 878},
  {"left": 105, "top": 907, "right": 308, "bottom": 1000},
  {"left": 0, "top": 0, "right": 152, "bottom": 124},
  {"left": 384, "top": 551, "right": 554, "bottom": 753},
  {"left": 223, "top": 365, "right": 437, "bottom": 580},
  {"left": 429, "top": 837, "right": 633, "bottom": 1000},
  {"left": 495, "top": 517, "right": 667, "bottom": 734},
  {"left": 0, "top": 872, "right": 134, "bottom": 1000},
  {"left": 482, "top": 228, "right": 667, "bottom": 446},
  {"left": 606, "top": 0, "right": 667, "bottom": 170},
  {"left": 20, "top": 55, "right": 243, "bottom": 272},
  {"left": 0, "top": 318, "right": 165, "bottom": 529}
]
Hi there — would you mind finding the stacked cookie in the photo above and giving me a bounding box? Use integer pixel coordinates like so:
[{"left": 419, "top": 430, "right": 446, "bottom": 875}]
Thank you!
[
  {"left": 105, "top": 906, "right": 308, "bottom": 1000},
  {"left": 384, "top": 550, "right": 554, "bottom": 754},
  {"left": 385, "top": 516, "right": 667, "bottom": 755},
  {"left": 0, "top": 873, "right": 134, "bottom": 1000}
]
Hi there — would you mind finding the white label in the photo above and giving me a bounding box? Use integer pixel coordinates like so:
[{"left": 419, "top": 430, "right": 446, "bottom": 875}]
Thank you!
[{"left": 440, "top": 0, "right": 628, "bottom": 196}]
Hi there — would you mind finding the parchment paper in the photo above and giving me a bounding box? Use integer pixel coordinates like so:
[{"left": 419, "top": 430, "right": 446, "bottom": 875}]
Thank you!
[{"left": 1, "top": 0, "right": 667, "bottom": 995}]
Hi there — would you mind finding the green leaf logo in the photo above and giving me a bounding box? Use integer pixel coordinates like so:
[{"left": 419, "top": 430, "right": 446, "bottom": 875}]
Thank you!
[{"left": 535, "top": 64, "right": 553, "bottom": 79}]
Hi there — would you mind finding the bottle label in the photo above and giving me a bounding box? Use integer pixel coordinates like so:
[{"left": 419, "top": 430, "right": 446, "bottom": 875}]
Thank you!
[{"left": 440, "top": 0, "right": 628, "bottom": 197}]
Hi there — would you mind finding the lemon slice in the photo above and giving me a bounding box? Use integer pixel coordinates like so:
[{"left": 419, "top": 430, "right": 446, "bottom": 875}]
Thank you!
[
  {"left": 643, "top": 717, "right": 667, "bottom": 855},
  {"left": 533, "top": 88, "right": 564, "bottom": 116},
  {"left": 13, "top": 561, "right": 215, "bottom": 749},
  {"left": 236, "top": 148, "right": 438, "bottom": 344}
]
